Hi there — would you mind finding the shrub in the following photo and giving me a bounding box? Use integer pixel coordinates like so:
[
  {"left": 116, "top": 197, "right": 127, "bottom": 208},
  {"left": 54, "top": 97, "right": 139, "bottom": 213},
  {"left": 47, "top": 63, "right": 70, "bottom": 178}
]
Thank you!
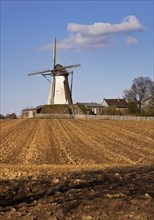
[
  {"left": 127, "top": 101, "right": 138, "bottom": 115},
  {"left": 101, "top": 106, "right": 122, "bottom": 115}
]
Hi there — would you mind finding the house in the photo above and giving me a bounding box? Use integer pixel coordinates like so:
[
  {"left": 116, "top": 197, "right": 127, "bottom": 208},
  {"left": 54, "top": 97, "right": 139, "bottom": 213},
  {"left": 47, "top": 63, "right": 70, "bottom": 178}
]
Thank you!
[
  {"left": 77, "top": 102, "right": 103, "bottom": 115},
  {"left": 22, "top": 105, "right": 43, "bottom": 118},
  {"left": 102, "top": 98, "right": 128, "bottom": 113}
]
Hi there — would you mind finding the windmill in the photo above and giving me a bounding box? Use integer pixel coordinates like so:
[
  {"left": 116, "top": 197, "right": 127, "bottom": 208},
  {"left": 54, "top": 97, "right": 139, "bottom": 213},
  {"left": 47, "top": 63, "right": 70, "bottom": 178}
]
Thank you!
[{"left": 28, "top": 38, "right": 80, "bottom": 105}]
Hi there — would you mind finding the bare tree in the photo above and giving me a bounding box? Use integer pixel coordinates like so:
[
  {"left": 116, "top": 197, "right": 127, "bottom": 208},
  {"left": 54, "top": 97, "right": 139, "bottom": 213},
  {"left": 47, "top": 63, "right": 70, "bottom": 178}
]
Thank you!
[
  {"left": 146, "top": 83, "right": 154, "bottom": 115},
  {"left": 124, "top": 76, "right": 153, "bottom": 113}
]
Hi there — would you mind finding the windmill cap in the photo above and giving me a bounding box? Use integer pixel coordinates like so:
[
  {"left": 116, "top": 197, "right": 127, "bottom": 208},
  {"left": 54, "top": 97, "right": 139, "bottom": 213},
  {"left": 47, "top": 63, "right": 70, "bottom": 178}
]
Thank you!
[{"left": 52, "top": 64, "right": 68, "bottom": 75}]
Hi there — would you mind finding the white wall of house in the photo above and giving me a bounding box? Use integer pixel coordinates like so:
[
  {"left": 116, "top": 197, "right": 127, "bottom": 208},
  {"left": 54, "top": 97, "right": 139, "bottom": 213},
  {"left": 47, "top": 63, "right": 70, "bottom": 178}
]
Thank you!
[
  {"left": 29, "top": 111, "right": 34, "bottom": 118},
  {"left": 102, "top": 100, "right": 108, "bottom": 107},
  {"left": 92, "top": 108, "right": 97, "bottom": 114}
]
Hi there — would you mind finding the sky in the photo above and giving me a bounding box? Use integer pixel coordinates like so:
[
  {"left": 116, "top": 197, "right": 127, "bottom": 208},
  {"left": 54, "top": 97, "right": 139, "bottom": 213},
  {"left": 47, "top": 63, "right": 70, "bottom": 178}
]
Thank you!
[{"left": 1, "top": 0, "right": 153, "bottom": 115}]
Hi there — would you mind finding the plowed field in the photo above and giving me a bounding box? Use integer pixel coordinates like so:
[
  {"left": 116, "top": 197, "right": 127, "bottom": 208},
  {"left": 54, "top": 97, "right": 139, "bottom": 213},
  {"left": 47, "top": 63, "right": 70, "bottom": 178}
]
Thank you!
[{"left": 0, "top": 119, "right": 154, "bottom": 219}]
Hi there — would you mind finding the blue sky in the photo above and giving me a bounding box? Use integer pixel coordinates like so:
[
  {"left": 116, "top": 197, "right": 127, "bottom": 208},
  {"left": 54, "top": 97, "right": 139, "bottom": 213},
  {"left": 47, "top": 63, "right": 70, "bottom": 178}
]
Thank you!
[{"left": 1, "top": 0, "right": 153, "bottom": 115}]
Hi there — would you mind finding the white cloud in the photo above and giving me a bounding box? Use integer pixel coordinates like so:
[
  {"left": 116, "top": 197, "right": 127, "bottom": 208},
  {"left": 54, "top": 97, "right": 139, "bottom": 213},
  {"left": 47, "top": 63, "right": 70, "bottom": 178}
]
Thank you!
[
  {"left": 40, "top": 15, "right": 145, "bottom": 51},
  {"left": 125, "top": 36, "right": 138, "bottom": 44},
  {"left": 68, "top": 16, "right": 144, "bottom": 35}
]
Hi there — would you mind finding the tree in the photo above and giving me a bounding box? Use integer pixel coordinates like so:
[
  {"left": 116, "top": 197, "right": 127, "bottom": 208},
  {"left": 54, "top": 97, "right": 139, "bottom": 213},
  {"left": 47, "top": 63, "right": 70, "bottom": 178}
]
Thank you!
[
  {"left": 127, "top": 101, "right": 138, "bottom": 115},
  {"left": 145, "top": 83, "right": 154, "bottom": 116},
  {"left": 5, "top": 113, "right": 17, "bottom": 119},
  {"left": 0, "top": 114, "right": 5, "bottom": 119},
  {"left": 124, "top": 76, "right": 153, "bottom": 113}
]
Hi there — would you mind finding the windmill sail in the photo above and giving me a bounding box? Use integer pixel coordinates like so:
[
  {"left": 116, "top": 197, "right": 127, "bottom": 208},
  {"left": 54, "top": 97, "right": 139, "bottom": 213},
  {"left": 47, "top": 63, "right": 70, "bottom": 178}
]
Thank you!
[
  {"left": 28, "top": 37, "right": 80, "bottom": 105},
  {"left": 70, "top": 71, "right": 73, "bottom": 96},
  {"left": 28, "top": 69, "right": 51, "bottom": 76},
  {"left": 48, "top": 37, "right": 57, "bottom": 104},
  {"left": 53, "top": 37, "right": 56, "bottom": 68},
  {"left": 63, "top": 64, "right": 80, "bottom": 69}
]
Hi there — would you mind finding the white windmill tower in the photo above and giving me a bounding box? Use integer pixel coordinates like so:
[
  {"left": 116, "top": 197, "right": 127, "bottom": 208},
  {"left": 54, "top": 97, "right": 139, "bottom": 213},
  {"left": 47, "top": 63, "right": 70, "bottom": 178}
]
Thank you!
[{"left": 28, "top": 38, "right": 80, "bottom": 105}]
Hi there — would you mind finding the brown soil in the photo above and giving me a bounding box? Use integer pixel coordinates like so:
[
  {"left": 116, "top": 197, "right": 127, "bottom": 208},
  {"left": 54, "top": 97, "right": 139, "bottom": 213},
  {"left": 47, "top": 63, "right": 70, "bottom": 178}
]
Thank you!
[{"left": 0, "top": 119, "right": 154, "bottom": 219}]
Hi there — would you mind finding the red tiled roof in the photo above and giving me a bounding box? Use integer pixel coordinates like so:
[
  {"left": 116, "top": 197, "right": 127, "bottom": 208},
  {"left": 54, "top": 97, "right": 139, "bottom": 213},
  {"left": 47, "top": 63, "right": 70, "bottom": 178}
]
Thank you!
[{"left": 104, "top": 99, "right": 128, "bottom": 108}]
